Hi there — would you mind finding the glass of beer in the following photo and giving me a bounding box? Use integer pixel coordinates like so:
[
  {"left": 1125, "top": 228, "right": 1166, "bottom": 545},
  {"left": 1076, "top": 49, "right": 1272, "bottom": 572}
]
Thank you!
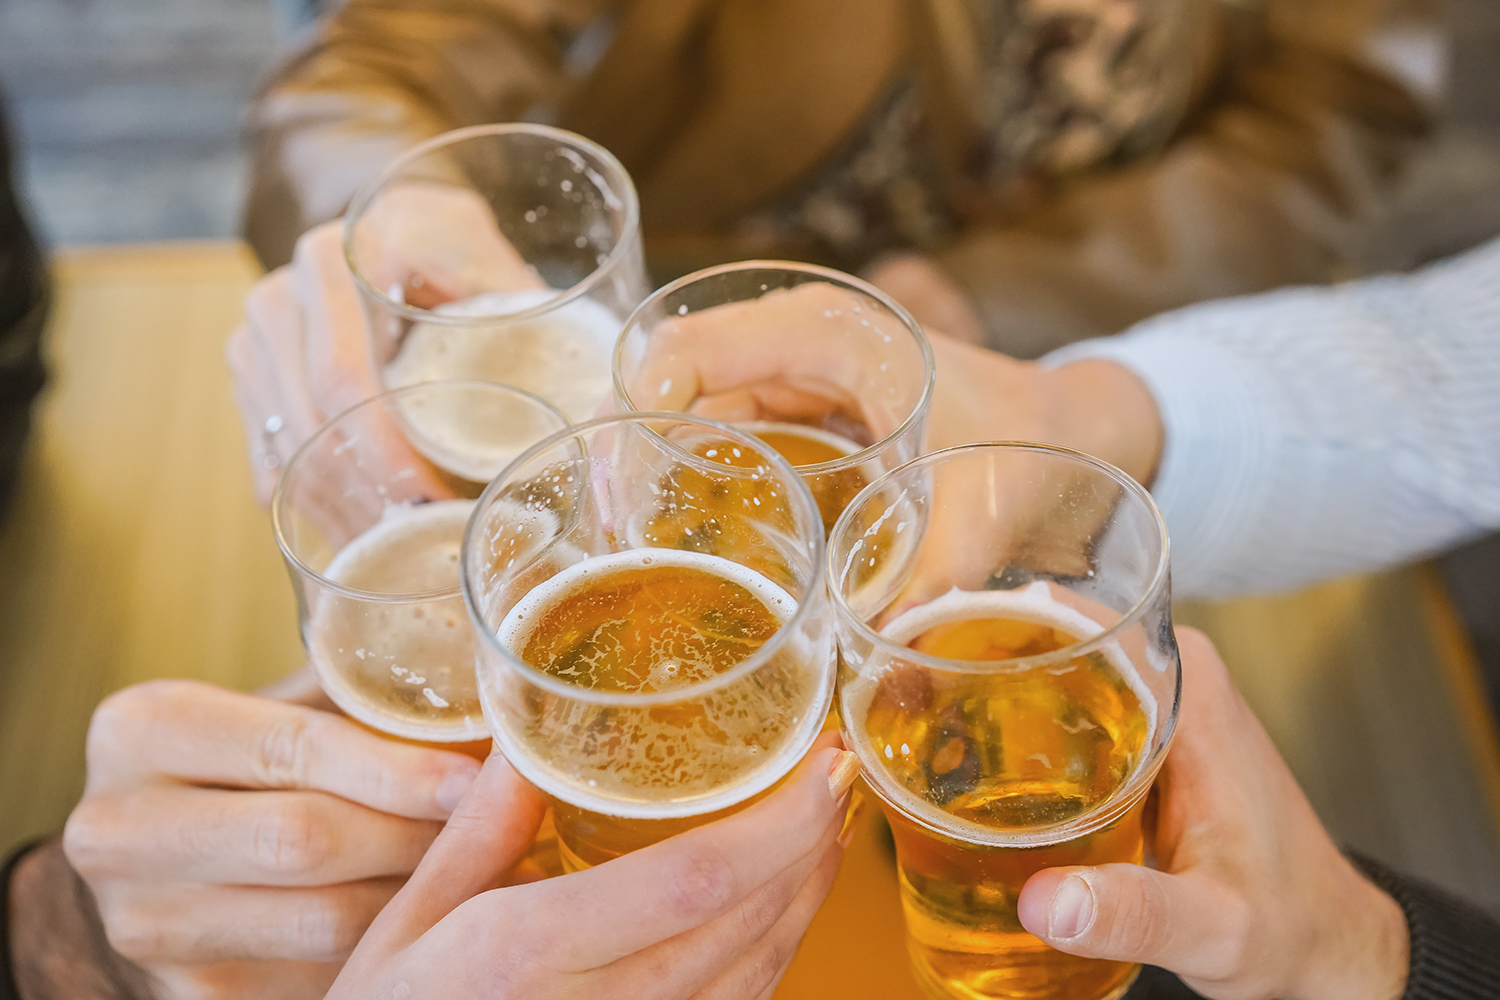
[
  {"left": 828, "top": 443, "right": 1180, "bottom": 1000},
  {"left": 273, "top": 380, "right": 569, "bottom": 744},
  {"left": 345, "top": 124, "right": 648, "bottom": 422},
  {"left": 612, "top": 261, "right": 933, "bottom": 534},
  {"left": 462, "top": 412, "right": 835, "bottom": 870}
]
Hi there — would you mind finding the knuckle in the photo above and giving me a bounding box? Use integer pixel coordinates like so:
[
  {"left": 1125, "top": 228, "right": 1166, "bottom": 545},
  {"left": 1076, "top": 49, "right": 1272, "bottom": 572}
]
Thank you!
[
  {"left": 659, "top": 846, "right": 737, "bottom": 919},
  {"left": 252, "top": 798, "right": 334, "bottom": 877},
  {"left": 285, "top": 897, "right": 364, "bottom": 961},
  {"left": 63, "top": 797, "right": 123, "bottom": 876},
  {"left": 87, "top": 681, "right": 188, "bottom": 760},
  {"left": 252, "top": 712, "right": 315, "bottom": 788},
  {"left": 96, "top": 895, "right": 166, "bottom": 962},
  {"left": 1100, "top": 872, "right": 1170, "bottom": 958},
  {"left": 742, "top": 933, "right": 794, "bottom": 997},
  {"left": 735, "top": 879, "right": 792, "bottom": 942}
]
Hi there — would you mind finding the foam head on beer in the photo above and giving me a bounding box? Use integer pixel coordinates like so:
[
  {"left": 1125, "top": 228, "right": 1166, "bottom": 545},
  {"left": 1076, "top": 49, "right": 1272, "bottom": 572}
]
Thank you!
[
  {"left": 463, "top": 413, "right": 837, "bottom": 866},
  {"left": 344, "top": 123, "right": 649, "bottom": 424},
  {"left": 828, "top": 443, "right": 1180, "bottom": 1000},
  {"left": 274, "top": 381, "right": 569, "bottom": 744}
]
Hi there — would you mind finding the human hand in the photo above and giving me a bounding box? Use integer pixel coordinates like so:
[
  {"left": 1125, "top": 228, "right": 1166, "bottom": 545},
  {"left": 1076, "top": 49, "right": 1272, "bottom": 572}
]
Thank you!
[
  {"left": 227, "top": 187, "right": 543, "bottom": 507},
  {"left": 327, "top": 743, "right": 861, "bottom": 1000},
  {"left": 620, "top": 281, "right": 930, "bottom": 446},
  {"left": 1017, "top": 628, "right": 1410, "bottom": 1000},
  {"left": 61, "top": 680, "right": 485, "bottom": 1000},
  {"left": 863, "top": 252, "right": 987, "bottom": 347}
]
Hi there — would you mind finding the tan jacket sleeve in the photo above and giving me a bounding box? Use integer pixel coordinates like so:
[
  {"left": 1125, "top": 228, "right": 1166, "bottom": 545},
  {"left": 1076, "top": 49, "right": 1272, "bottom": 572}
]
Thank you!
[
  {"left": 242, "top": 0, "right": 606, "bottom": 269},
  {"left": 937, "top": 0, "right": 1445, "bottom": 358}
]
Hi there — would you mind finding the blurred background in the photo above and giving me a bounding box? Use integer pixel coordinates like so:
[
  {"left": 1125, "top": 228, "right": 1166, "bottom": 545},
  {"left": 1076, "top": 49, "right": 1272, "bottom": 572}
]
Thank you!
[
  {"left": 2, "top": 0, "right": 1497, "bottom": 246},
  {"left": 0, "top": 3, "right": 1497, "bottom": 989}
]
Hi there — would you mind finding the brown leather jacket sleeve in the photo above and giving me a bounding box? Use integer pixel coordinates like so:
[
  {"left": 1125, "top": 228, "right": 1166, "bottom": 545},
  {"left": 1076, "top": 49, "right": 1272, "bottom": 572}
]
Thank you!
[
  {"left": 937, "top": 0, "right": 1446, "bottom": 357},
  {"left": 242, "top": 0, "right": 607, "bottom": 269}
]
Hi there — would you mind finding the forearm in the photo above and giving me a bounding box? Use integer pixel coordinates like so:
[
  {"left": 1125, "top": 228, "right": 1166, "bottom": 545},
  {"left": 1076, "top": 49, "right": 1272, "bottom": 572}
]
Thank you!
[
  {"left": 6, "top": 841, "right": 156, "bottom": 1000},
  {"left": 1042, "top": 236, "right": 1500, "bottom": 598},
  {"left": 243, "top": 0, "right": 581, "bottom": 268}
]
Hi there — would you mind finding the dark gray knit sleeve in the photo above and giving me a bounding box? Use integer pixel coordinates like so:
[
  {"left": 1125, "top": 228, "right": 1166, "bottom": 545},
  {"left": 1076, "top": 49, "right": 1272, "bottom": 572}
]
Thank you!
[{"left": 1349, "top": 852, "right": 1500, "bottom": 1000}]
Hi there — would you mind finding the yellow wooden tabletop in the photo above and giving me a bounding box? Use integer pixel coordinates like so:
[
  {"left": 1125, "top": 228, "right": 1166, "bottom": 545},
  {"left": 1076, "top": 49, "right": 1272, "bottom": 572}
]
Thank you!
[{"left": 1, "top": 242, "right": 1498, "bottom": 998}]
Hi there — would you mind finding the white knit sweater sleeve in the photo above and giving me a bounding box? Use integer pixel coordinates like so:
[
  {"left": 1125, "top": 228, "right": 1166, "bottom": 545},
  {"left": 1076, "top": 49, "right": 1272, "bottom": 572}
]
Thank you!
[{"left": 1042, "top": 236, "right": 1500, "bottom": 599}]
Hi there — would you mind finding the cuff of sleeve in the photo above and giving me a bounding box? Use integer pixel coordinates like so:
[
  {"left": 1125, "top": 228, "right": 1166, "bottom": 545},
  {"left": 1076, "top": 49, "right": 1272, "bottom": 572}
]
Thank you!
[
  {"left": 1041, "top": 327, "right": 1276, "bottom": 598},
  {"left": 1349, "top": 851, "right": 1500, "bottom": 1000},
  {"left": 1, "top": 839, "right": 47, "bottom": 1000}
]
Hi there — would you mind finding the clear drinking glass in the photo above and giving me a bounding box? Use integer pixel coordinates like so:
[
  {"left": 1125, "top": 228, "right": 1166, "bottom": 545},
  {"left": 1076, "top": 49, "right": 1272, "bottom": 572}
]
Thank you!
[
  {"left": 345, "top": 123, "right": 648, "bottom": 423},
  {"left": 828, "top": 443, "right": 1180, "bottom": 1000},
  {"left": 462, "top": 412, "right": 835, "bottom": 871},
  {"left": 613, "top": 261, "right": 933, "bottom": 535},
  {"left": 273, "top": 380, "right": 569, "bottom": 744}
]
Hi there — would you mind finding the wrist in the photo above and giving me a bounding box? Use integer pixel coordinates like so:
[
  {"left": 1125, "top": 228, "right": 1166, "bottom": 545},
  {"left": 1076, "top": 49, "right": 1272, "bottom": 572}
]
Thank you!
[
  {"left": 1293, "top": 864, "right": 1409, "bottom": 1000},
  {"left": 1037, "top": 360, "right": 1163, "bottom": 486}
]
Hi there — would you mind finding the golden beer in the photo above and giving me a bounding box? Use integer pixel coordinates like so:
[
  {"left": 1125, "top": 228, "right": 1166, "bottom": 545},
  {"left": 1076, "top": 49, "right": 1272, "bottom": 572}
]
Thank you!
[
  {"left": 843, "top": 588, "right": 1155, "bottom": 1000},
  {"left": 633, "top": 421, "right": 876, "bottom": 581},
  {"left": 307, "top": 499, "right": 488, "bottom": 742},
  {"left": 492, "top": 548, "right": 829, "bottom": 870},
  {"left": 742, "top": 420, "right": 874, "bottom": 534}
]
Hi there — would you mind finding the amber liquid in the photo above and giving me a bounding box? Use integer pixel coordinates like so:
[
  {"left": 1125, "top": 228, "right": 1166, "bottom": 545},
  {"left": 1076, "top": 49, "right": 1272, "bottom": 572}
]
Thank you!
[
  {"left": 307, "top": 500, "right": 487, "bottom": 741},
  {"left": 633, "top": 422, "right": 869, "bottom": 578},
  {"left": 852, "top": 612, "right": 1150, "bottom": 1000},
  {"left": 745, "top": 422, "right": 872, "bottom": 534},
  {"left": 503, "top": 554, "right": 816, "bottom": 871}
]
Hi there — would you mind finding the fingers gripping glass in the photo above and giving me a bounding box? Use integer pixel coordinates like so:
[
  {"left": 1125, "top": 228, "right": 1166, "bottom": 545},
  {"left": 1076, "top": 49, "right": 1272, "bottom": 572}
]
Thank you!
[
  {"left": 613, "top": 261, "right": 934, "bottom": 536},
  {"left": 345, "top": 123, "right": 649, "bottom": 423},
  {"left": 272, "top": 380, "right": 569, "bottom": 744},
  {"left": 828, "top": 443, "right": 1180, "bottom": 1000},
  {"left": 462, "top": 412, "right": 837, "bottom": 871}
]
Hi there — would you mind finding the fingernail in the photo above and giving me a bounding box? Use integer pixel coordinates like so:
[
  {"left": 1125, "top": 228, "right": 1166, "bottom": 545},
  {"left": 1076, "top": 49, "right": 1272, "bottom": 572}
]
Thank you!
[
  {"left": 1050, "top": 876, "right": 1096, "bottom": 940},
  {"left": 836, "top": 790, "right": 865, "bottom": 848},
  {"left": 435, "top": 769, "right": 477, "bottom": 815},
  {"left": 828, "top": 750, "right": 861, "bottom": 800}
]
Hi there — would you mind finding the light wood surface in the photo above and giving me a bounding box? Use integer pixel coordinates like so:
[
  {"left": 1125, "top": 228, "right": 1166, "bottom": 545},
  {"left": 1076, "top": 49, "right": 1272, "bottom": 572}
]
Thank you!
[
  {"left": 1, "top": 243, "right": 1498, "bottom": 998},
  {"left": 0, "top": 243, "right": 305, "bottom": 852}
]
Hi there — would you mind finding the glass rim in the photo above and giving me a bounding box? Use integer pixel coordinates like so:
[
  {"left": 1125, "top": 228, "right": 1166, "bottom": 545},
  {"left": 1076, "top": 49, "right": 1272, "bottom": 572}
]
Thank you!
[
  {"left": 860, "top": 743, "right": 1172, "bottom": 848},
  {"left": 827, "top": 441, "right": 1172, "bottom": 676},
  {"left": 612, "top": 259, "right": 936, "bottom": 475},
  {"left": 271, "top": 378, "right": 571, "bottom": 603},
  {"left": 341, "top": 123, "right": 642, "bottom": 327},
  {"left": 461, "top": 410, "right": 829, "bottom": 709},
  {"left": 830, "top": 441, "right": 1179, "bottom": 846}
]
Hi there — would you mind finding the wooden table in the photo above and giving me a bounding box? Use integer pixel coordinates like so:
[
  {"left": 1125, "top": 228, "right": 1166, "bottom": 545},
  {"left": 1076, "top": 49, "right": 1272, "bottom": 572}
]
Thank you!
[{"left": 2, "top": 243, "right": 1498, "bottom": 998}]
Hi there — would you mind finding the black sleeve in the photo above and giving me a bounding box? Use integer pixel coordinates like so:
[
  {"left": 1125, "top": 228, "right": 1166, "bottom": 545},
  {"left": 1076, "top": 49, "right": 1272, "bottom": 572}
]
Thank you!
[
  {"left": 0, "top": 86, "right": 49, "bottom": 521},
  {"left": 1350, "top": 852, "right": 1500, "bottom": 1000},
  {"left": 0, "top": 840, "right": 45, "bottom": 1000}
]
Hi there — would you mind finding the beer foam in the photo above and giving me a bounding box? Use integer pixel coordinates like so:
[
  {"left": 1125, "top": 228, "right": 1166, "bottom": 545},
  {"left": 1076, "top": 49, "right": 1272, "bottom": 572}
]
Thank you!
[
  {"left": 308, "top": 499, "right": 487, "bottom": 742},
  {"left": 497, "top": 548, "right": 797, "bottom": 654},
  {"left": 321, "top": 499, "right": 474, "bottom": 594},
  {"left": 385, "top": 290, "right": 620, "bottom": 465},
  {"left": 842, "top": 580, "right": 1161, "bottom": 847},
  {"left": 486, "top": 549, "right": 830, "bottom": 819},
  {"left": 738, "top": 421, "right": 864, "bottom": 461}
]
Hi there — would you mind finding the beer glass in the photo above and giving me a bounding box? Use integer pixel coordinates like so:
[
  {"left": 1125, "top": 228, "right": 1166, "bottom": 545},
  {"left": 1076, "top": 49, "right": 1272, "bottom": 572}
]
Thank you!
[
  {"left": 462, "top": 413, "right": 835, "bottom": 871},
  {"left": 273, "top": 380, "right": 569, "bottom": 744},
  {"left": 345, "top": 124, "right": 648, "bottom": 422},
  {"left": 613, "top": 261, "right": 933, "bottom": 534},
  {"left": 829, "top": 443, "right": 1180, "bottom": 1000}
]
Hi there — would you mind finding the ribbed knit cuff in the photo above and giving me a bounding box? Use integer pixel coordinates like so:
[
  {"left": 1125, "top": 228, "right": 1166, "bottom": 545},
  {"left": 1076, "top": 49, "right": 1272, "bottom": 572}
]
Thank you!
[
  {"left": 0, "top": 840, "right": 45, "bottom": 1000},
  {"left": 1349, "top": 852, "right": 1500, "bottom": 1000},
  {"left": 1041, "top": 327, "right": 1276, "bottom": 598}
]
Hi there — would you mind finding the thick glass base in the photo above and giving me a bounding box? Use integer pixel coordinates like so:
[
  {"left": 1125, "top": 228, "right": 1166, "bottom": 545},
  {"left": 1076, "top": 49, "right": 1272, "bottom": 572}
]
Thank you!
[{"left": 910, "top": 945, "right": 1139, "bottom": 1000}]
